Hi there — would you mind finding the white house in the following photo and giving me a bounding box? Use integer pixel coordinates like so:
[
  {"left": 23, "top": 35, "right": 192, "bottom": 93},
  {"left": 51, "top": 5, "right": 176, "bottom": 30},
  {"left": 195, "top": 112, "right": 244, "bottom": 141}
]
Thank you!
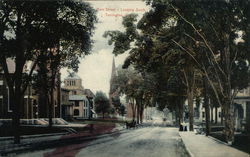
[
  {"left": 69, "top": 95, "right": 90, "bottom": 119},
  {"left": 62, "top": 73, "right": 93, "bottom": 119},
  {"left": 193, "top": 87, "right": 250, "bottom": 132}
]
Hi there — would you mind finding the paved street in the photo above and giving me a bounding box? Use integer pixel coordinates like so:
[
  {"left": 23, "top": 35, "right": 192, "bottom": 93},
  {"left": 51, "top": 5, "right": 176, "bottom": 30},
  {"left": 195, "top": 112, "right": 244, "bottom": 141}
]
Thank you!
[{"left": 15, "top": 127, "right": 189, "bottom": 157}]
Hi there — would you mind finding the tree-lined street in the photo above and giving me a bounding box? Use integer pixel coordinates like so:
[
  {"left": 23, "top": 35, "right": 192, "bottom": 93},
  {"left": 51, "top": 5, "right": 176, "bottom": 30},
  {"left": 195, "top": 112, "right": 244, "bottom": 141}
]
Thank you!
[
  {"left": 13, "top": 126, "right": 188, "bottom": 157},
  {"left": 2, "top": 122, "right": 248, "bottom": 157},
  {"left": 1, "top": 0, "right": 250, "bottom": 156}
]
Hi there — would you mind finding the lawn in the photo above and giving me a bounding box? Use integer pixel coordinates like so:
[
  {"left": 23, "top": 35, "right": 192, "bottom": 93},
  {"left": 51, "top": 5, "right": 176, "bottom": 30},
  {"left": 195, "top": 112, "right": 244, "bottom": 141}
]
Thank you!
[{"left": 0, "top": 118, "right": 125, "bottom": 137}]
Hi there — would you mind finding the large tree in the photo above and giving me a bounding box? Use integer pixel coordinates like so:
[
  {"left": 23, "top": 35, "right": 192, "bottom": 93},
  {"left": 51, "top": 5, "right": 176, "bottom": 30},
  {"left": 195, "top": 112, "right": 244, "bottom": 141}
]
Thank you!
[
  {"left": 139, "top": 0, "right": 250, "bottom": 143},
  {"left": 94, "top": 91, "right": 111, "bottom": 119},
  {"left": 104, "top": 13, "right": 194, "bottom": 128},
  {"left": 0, "top": 0, "right": 96, "bottom": 143},
  {"left": 105, "top": 0, "right": 250, "bottom": 143}
]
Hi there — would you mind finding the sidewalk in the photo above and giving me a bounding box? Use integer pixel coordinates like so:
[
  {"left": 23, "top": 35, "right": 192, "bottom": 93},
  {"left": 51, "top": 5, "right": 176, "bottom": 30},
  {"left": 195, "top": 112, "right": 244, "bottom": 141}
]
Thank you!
[{"left": 179, "top": 131, "right": 250, "bottom": 157}]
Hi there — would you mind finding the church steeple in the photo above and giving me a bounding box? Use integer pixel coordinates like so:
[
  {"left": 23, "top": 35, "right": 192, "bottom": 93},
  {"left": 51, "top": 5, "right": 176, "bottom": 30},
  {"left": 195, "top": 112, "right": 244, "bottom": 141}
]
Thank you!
[
  {"left": 110, "top": 57, "right": 116, "bottom": 82},
  {"left": 109, "top": 57, "right": 117, "bottom": 108}
]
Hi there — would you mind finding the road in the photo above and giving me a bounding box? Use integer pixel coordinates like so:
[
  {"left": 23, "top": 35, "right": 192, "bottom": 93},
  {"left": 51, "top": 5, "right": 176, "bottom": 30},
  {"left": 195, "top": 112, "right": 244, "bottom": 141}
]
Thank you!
[{"left": 15, "top": 126, "right": 189, "bottom": 157}]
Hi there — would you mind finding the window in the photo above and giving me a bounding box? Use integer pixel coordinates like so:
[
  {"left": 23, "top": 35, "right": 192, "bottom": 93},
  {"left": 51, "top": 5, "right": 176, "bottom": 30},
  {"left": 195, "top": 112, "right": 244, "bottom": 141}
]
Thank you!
[
  {"left": 84, "top": 109, "right": 87, "bottom": 117},
  {"left": 74, "top": 109, "right": 79, "bottom": 116},
  {"left": 202, "top": 112, "right": 205, "bottom": 118},
  {"left": 219, "top": 112, "right": 221, "bottom": 118},
  {"left": 73, "top": 91, "right": 77, "bottom": 95},
  {"left": 75, "top": 101, "right": 79, "bottom": 107}
]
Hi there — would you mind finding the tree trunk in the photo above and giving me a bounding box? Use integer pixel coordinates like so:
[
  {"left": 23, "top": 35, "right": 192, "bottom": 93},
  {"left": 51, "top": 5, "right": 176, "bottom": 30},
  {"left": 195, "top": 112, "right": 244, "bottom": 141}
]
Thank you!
[
  {"left": 215, "top": 107, "right": 218, "bottom": 124},
  {"left": 139, "top": 102, "right": 144, "bottom": 124},
  {"left": 184, "top": 66, "right": 195, "bottom": 131},
  {"left": 204, "top": 76, "right": 211, "bottom": 136},
  {"left": 49, "top": 87, "right": 54, "bottom": 128},
  {"left": 223, "top": 32, "right": 235, "bottom": 144},
  {"left": 130, "top": 99, "right": 136, "bottom": 121},
  {"left": 12, "top": 90, "right": 21, "bottom": 144},
  {"left": 132, "top": 106, "right": 136, "bottom": 121},
  {"left": 221, "top": 108, "right": 224, "bottom": 125},
  {"left": 223, "top": 99, "right": 235, "bottom": 144},
  {"left": 13, "top": 7, "right": 25, "bottom": 144},
  {"left": 136, "top": 104, "right": 140, "bottom": 124},
  {"left": 178, "top": 98, "right": 184, "bottom": 130},
  {"left": 27, "top": 85, "right": 31, "bottom": 119},
  {"left": 211, "top": 106, "right": 214, "bottom": 124},
  {"left": 187, "top": 91, "right": 194, "bottom": 131},
  {"left": 174, "top": 104, "right": 179, "bottom": 126}
]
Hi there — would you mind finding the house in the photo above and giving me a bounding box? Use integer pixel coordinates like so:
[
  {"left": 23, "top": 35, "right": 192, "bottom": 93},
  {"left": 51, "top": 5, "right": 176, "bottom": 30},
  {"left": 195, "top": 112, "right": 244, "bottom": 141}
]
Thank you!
[
  {"left": 62, "top": 73, "right": 93, "bottom": 119},
  {"left": 193, "top": 87, "right": 250, "bottom": 132},
  {"left": 0, "top": 59, "right": 61, "bottom": 119},
  {"left": 61, "top": 88, "right": 72, "bottom": 120},
  {"left": 83, "top": 89, "right": 96, "bottom": 118},
  {"left": 69, "top": 95, "right": 90, "bottom": 119}
]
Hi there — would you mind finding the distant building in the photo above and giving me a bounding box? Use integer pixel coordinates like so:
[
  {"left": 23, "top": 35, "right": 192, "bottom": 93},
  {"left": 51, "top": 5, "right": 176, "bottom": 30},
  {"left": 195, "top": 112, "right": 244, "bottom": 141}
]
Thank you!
[
  {"left": 193, "top": 87, "right": 250, "bottom": 132},
  {"left": 69, "top": 95, "right": 89, "bottom": 119},
  {"left": 83, "top": 89, "right": 96, "bottom": 118},
  {"left": 109, "top": 57, "right": 121, "bottom": 115},
  {"left": 62, "top": 73, "right": 94, "bottom": 119},
  {"left": 61, "top": 88, "right": 72, "bottom": 120},
  {"left": 63, "top": 73, "right": 84, "bottom": 95},
  {"left": 109, "top": 57, "right": 117, "bottom": 108},
  {"left": 0, "top": 59, "right": 61, "bottom": 119}
]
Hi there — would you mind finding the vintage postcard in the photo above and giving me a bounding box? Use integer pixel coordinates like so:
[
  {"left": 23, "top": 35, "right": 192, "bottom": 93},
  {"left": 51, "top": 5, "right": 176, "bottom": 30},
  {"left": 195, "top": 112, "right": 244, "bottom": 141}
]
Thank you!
[{"left": 0, "top": 0, "right": 249, "bottom": 157}]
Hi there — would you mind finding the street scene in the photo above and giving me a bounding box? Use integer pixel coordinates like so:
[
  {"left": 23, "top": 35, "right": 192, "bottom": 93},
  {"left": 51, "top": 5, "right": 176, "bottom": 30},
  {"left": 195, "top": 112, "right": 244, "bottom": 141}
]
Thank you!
[
  {"left": 0, "top": 0, "right": 250, "bottom": 157},
  {"left": 13, "top": 127, "right": 189, "bottom": 157}
]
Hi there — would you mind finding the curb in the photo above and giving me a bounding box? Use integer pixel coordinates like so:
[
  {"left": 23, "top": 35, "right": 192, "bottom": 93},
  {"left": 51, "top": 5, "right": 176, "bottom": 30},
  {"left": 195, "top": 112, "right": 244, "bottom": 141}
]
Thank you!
[
  {"left": 0, "top": 132, "right": 68, "bottom": 141},
  {"left": 0, "top": 128, "right": 127, "bottom": 156},
  {"left": 179, "top": 132, "right": 195, "bottom": 157},
  {"left": 207, "top": 135, "right": 229, "bottom": 146}
]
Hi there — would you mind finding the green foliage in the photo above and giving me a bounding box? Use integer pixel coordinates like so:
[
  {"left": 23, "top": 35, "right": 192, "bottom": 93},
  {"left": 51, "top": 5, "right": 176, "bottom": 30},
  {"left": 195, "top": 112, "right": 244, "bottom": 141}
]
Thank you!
[
  {"left": 140, "top": 0, "right": 250, "bottom": 141},
  {"left": 94, "top": 91, "right": 110, "bottom": 115},
  {"left": 0, "top": 0, "right": 97, "bottom": 142},
  {"left": 119, "top": 105, "right": 126, "bottom": 116},
  {"left": 111, "top": 96, "right": 121, "bottom": 112}
]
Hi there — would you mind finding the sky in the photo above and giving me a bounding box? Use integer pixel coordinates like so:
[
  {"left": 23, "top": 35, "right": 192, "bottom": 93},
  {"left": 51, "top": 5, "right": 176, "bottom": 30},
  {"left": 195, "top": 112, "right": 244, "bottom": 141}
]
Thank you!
[{"left": 61, "top": 1, "right": 150, "bottom": 95}]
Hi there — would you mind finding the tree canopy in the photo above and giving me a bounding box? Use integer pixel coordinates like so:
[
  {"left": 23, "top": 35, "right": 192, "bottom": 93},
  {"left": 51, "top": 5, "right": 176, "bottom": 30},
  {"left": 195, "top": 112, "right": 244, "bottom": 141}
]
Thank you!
[
  {"left": 94, "top": 91, "right": 111, "bottom": 119},
  {"left": 0, "top": 0, "right": 97, "bottom": 143},
  {"left": 104, "top": 0, "right": 250, "bottom": 142}
]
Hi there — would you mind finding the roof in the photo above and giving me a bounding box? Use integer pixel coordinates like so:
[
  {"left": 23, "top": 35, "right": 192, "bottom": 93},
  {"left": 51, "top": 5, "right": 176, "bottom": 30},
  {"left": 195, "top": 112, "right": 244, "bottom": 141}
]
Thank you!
[
  {"left": 83, "top": 89, "right": 95, "bottom": 98},
  {"left": 69, "top": 95, "right": 88, "bottom": 101},
  {"left": 61, "top": 88, "right": 70, "bottom": 92},
  {"left": 65, "top": 73, "right": 81, "bottom": 80},
  {"left": 235, "top": 95, "right": 250, "bottom": 99}
]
